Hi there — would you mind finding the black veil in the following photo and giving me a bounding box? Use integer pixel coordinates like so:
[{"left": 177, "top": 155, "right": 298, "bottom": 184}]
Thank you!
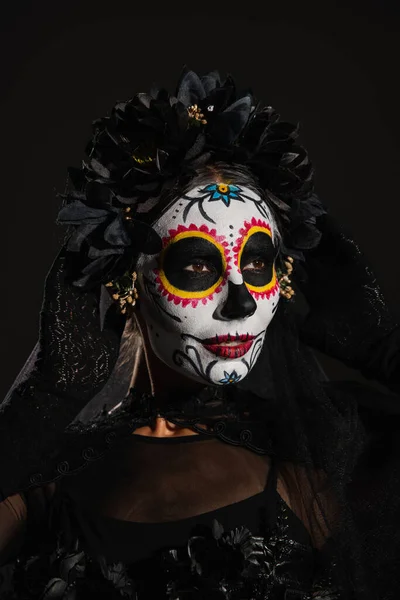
[
  {"left": 2, "top": 67, "right": 400, "bottom": 599},
  {"left": 2, "top": 273, "right": 400, "bottom": 600}
]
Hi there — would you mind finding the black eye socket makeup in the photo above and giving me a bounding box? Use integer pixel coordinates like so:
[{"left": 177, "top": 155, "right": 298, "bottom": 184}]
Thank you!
[
  {"left": 161, "top": 236, "right": 223, "bottom": 292},
  {"left": 240, "top": 231, "right": 276, "bottom": 287}
]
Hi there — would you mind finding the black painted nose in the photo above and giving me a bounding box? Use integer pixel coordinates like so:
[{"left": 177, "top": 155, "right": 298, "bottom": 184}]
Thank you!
[{"left": 213, "top": 281, "right": 257, "bottom": 321}]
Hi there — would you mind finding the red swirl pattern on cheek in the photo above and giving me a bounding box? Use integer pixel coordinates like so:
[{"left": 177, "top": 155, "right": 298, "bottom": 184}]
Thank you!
[
  {"left": 232, "top": 217, "right": 279, "bottom": 301},
  {"left": 153, "top": 223, "right": 232, "bottom": 308}
]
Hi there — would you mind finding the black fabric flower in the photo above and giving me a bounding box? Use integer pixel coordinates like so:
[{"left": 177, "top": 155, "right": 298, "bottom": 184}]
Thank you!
[
  {"left": 8, "top": 540, "right": 137, "bottom": 600},
  {"left": 158, "top": 517, "right": 323, "bottom": 600},
  {"left": 57, "top": 67, "right": 325, "bottom": 287},
  {"left": 187, "top": 520, "right": 254, "bottom": 580},
  {"left": 57, "top": 180, "right": 162, "bottom": 287},
  {"left": 2, "top": 505, "right": 345, "bottom": 600}
]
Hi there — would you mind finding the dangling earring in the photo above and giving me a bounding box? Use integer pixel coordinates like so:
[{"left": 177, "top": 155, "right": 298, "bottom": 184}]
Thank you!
[
  {"left": 277, "top": 256, "right": 295, "bottom": 300},
  {"left": 105, "top": 270, "right": 139, "bottom": 314}
]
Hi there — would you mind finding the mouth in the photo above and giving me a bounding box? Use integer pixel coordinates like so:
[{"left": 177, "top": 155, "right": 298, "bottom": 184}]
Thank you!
[{"left": 201, "top": 333, "right": 255, "bottom": 359}]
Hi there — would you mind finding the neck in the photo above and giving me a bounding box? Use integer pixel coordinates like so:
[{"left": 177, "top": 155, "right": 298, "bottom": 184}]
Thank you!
[{"left": 131, "top": 312, "right": 206, "bottom": 437}]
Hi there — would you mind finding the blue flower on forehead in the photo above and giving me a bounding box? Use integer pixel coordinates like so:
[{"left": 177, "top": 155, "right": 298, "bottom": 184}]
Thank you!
[
  {"left": 219, "top": 370, "right": 242, "bottom": 385},
  {"left": 201, "top": 183, "right": 242, "bottom": 207}
]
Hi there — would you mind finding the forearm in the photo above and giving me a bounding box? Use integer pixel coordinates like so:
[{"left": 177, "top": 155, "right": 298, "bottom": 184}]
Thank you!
[{"left": 0, "top": 493, "right": 27, "bottom": 566}]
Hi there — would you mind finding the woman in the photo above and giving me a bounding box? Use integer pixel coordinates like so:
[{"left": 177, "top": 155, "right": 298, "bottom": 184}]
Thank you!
[{"left": 0, "top": 68, "right": 399, "bottom": 599}]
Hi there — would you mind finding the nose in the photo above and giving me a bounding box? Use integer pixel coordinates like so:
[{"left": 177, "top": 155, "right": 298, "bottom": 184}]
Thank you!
[{"left": 213, "top": 281, "right": 257, "bottom": 321}]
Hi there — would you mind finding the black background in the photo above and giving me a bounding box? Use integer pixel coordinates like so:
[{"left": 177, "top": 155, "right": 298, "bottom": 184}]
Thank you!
[{"left": 1, "top": 0, "right": 399, "bottom": 398}]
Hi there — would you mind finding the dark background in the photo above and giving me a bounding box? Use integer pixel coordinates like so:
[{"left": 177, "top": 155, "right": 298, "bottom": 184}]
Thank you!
[{"left": 1, "top": 0, "right": 399, "bottom": 398}]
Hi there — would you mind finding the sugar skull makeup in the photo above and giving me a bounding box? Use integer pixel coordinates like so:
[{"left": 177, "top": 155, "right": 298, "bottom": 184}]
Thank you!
[{"left": 136, "top": 182, "right": 281, "bottom": 386}]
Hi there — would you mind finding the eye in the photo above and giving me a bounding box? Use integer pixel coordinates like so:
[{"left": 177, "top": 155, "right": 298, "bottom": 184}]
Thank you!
[
  {"left": 183, "top": 262, "right": 213, "bottom": 274},
  {"left": 242, "top": 259, "right": 267, "bottom": 272}
]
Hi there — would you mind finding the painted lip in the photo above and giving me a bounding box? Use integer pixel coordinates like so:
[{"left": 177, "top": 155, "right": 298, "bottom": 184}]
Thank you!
[{"left": 201, "top": 333, "right": 255, "bottom": 359}]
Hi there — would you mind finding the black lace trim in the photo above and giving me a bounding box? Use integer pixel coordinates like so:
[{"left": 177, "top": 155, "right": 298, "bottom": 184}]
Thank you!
[{"left": 21, "top": 385, "right": 277, "bottom": 493}]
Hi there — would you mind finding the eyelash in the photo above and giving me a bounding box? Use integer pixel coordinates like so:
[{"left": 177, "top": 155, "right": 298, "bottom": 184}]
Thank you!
[
  {"left": 242, "top": 259, "right": 266, "bottom": 271},
  {"left": 184, "top": 262, "right": 213, "bottom": 274},
  {"left": 183, "top": 258, "right": 268, "bottom": 273}
]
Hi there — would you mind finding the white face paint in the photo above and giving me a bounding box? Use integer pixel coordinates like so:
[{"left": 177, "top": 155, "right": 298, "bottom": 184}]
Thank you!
[{"left": 136, "top": 182, "right": 281, "bottom": 386}]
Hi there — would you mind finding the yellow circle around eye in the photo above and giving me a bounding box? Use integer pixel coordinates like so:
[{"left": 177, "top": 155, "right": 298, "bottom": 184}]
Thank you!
[
  {"left": 159, "top": 231, "right": 227, "bottom": 299},
  {"left": 238, "top": 226, "right": 275, "bottom": 291},
  {"left": 246, "top": 267, "right": 278, "bottom": 293},
  {"left": 218, "top": 183, "right": 229, "bottom": 194}
]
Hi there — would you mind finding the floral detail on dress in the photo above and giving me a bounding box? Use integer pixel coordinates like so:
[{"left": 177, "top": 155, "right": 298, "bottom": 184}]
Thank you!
[
  {"left": 161, "top": 517, "right": 310, "bottom": 599},
  {"left": 0, "top": 499, "right": 344, "bottom": 600}
]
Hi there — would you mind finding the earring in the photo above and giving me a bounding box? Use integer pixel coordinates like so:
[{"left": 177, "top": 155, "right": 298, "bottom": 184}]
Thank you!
[
  {"left": 105, "top": 271, "right": 138, "bottom": 314},
  {"left": 277, "top": 256, "right": 295, "bottom": 300}
]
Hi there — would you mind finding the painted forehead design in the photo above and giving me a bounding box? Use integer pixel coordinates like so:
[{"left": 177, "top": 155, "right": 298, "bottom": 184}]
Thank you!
[{"left": 165, "top": 182, "right": 272, "bottom": 225}]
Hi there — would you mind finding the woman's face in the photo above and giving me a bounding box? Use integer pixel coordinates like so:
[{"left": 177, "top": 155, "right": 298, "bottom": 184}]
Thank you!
[{"left": 136, "top": 181, "right": 281, "bottom": 385}]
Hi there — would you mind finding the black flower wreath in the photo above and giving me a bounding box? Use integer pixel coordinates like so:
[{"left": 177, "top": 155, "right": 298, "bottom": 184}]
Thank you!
[{"left": 57, "top": 67, "right": 325, "bottom": 289}]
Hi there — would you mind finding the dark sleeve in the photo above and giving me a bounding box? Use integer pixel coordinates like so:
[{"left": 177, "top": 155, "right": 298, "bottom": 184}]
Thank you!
[{"left": 360, "top": 325, "right": 400, "bottom": 394}]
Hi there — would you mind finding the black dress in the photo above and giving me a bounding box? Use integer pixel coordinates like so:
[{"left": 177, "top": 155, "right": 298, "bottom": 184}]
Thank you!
[{"left": 0, "top": 432, "right": 343, "bottom": 599}]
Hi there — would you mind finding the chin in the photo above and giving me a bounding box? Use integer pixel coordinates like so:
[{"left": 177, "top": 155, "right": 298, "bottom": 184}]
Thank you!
[
  {"left": 211, "top": 361, "right": 250, "bottom": 386},
  {"left": 170, "top": 351, "right": 252, "bottom": 386},
  {"left": 149, "top": 334, "right": 261, "bottom": 387}
]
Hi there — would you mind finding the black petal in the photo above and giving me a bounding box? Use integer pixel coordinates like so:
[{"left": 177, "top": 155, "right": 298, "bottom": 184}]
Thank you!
[
  {"left": 57, "top": 200, "right": 109, "bottom": 224},
  {"left": 103, "top": 213, "right": 131, "bottom": 247},
  {"left": 201, "top": 70, "right": 221, "bottom": 94},
  {"left": 176, "top": 69, "right": 206, "bottom": 106},
  {"left": 210, "top": 96, "right": 252, "bottom": 145},
  {"left": 87, "top": 246, "right": 125, "bottom": 259},
  {"left": 65, "top": 222, "right": 101, "bottom": 252},
  {"left": 184, "top": 132, "right": 206, "bottom": 161},
  {"left": 85, "top": 181, "right": 113, "bottom": 209},
  {"left": 89, "top": 158, "right": 111, "bottom": 178},
  {"left": 132, "top": 220, "right": 163, "bottom": 255}
]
